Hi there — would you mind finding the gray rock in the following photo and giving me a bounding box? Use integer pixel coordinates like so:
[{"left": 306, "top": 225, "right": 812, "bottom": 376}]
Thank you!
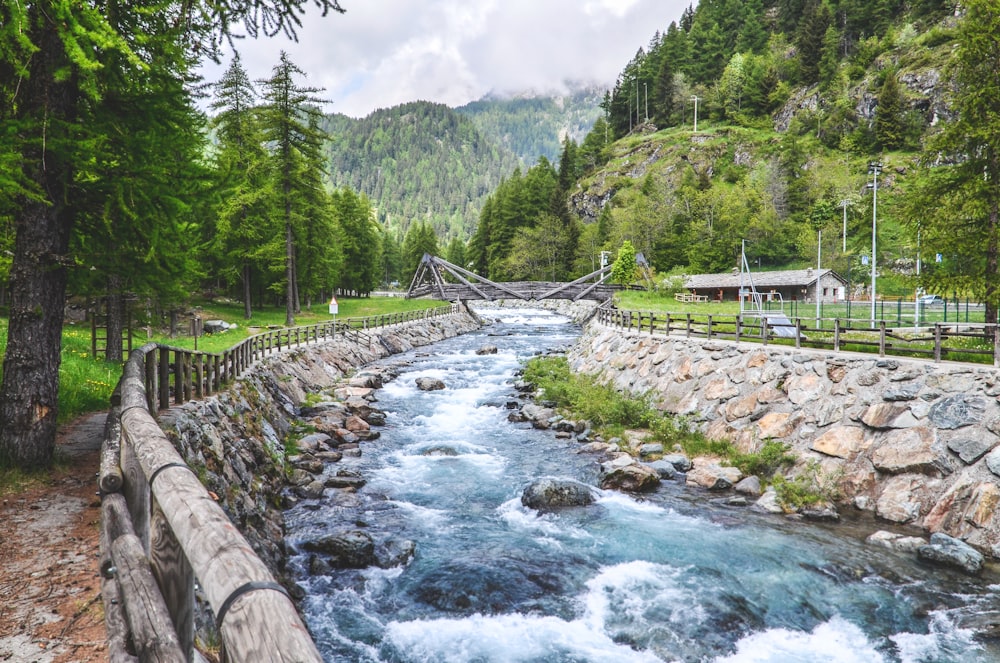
[
  {"left": 752, "top": 487, "right": 785, "bottom": 514},
  {"left": 645, "top": 460, "right": 678, "bottom": 479},
  {"left": 883, "top": 384, "right": 922, "bottom": 401},
  {"left": 375, "top": 539, "right": 417, "bottom": 568},
  {"left": 866, "top": 530, "right": 926, "bottom": 553},
  {"left": 295, "top": 480, "right": 325, "bottom": 499},
  {"left": 986, "top": 447, "right": 1000, "bottom": 477},
  {"left": 324, "top": 470, "right": 366, "bottom": 489},
  {"left": 917, "top": 532, "right": 984, "bottom": 575},
  {"left": 476, "top": 344, "right": 499, "bottom": 355},
  {"left": 521, "top": 478, "right": 596, "bottom": 510},
  {"left": 734, "top": 475, "right": 762, "bottom": 497},
  {"left": 686, "top": 463, "right": 742, "bottom": 491},
  {"left": 638, "top": 442, "right": 664, "bottom": 457},
  {"left": 928, "top": 395, "right": 986, "bottom": 430},
  {"left": 662, "top": 453, "right": 693, "bottom": 472},
  {"left": 301, "top": 530, "right": 376, "bottom": 569},
  {"left": 600, "top": 464, "right": 661, "bottom": 493},
  {"left": 946, "top": 435, "right": 998, "bottom": 464},
  {"left": 415, "top": 377, "right": 446, "bottom": 391}
]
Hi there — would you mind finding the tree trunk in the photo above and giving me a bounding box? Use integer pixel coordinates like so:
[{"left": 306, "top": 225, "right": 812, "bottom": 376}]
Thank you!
[
  {"left": 0, "top": 17, "right": 77, "bottom": 468},
  {"left": 106, "top": 277, "right": 125, "bottom": 362},
  {"left": 242, "top": 263, "right": 252, "bottom": 320}
]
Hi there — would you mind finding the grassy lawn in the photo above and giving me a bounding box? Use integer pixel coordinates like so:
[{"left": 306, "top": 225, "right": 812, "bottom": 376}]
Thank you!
[{"left": 0, "top": 296, "right": 450, "bottom": 426}]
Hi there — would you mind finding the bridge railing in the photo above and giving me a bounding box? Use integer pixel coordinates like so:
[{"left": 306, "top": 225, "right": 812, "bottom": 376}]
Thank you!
[
  {"left": 98, "top": 303, "right": 458, "bottom": 662},
  {"left": 597, "top": 305, "right": 1000, "bottom": 366}
]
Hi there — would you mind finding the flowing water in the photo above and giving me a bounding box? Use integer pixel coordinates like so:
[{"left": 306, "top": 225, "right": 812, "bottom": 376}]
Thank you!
[{"left": 286, "top": 308, "right": 1000, "bottom": 662}]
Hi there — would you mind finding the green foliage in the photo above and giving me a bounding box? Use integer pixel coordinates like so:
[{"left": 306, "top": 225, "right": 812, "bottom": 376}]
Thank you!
[
  {"left": 521, "top": 356, "right": 658, "bottom": 429},
  {"left": 771, "top": 460, "right": 842, "bottom": 509},
  {"left": 321, "top": 102, "right": 522, "bottom": 243},
  {"left": 611, "top": 240, "right": 639, "bottom": 286},
  {"left": 731, "top": 440, "right": 796, "bottom": 478}
]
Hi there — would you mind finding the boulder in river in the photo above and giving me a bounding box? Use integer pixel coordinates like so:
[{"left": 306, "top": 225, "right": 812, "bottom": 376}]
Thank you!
[
  {"left": 600, "top": 464, "right": 661, "bottom": 493},
  {"left": 415, "top": 377, "right": 447, "bottom": 391},
  {"left": 476, "top": 344, "right": 499, "bottom": 355},
  {"left": 917, "top": 532, "right": 984, "bottom": 575},
  {"left": 301, "top": 530, "right": 376, "bottom": 569},
  {"left": 521, "top": 478, "right": 596, "bottom": 510}
]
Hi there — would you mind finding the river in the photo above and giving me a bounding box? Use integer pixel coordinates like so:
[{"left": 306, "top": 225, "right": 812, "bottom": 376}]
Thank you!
[{"left": 285, "top": 307, "right": 1000, "bottom": 662}]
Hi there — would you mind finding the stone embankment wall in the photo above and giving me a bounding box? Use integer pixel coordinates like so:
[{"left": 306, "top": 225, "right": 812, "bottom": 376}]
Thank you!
[
  {"left": 159, "top": 312, "right": 482, "bottom": 575},
  {"left": 568, "top": 322, "right": 1000, "bottom": 558}
]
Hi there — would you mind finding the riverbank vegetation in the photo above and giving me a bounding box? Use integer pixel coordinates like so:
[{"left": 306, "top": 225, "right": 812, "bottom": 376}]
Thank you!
[{"left": 523, "top": 355, "right": 829, "bottom": 506}]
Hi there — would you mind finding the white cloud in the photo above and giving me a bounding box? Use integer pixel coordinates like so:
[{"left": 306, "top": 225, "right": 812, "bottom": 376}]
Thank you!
[{"left": 199, "top": 0, "right": 690, "bottom": 117}]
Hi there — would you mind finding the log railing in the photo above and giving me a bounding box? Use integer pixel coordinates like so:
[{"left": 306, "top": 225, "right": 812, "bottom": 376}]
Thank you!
[
  {"left": 98, "top": 304, "right": 458, "bottom": 662},
  {"left": 596, "top": 305, "right": 1000, "bottom": 367}
]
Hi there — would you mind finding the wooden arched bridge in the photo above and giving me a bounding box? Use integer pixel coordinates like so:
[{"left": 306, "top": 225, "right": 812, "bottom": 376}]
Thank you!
[{"left": 405, "top": 254, "right": 618, "bottom": 302}]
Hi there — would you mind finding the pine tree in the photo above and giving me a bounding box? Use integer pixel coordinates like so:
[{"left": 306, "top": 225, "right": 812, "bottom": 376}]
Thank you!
[
  {"left": 258, "top": 51, "right": 329, "bottom": 325},
  {"left": 874, "top": 70, "right": 905, "bottom": 151},
  {"left": 211, "top": 55, "right": 269, "bottom": 319}
]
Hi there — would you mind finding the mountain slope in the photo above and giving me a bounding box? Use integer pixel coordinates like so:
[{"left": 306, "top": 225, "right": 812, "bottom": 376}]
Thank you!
[{"left": 321, "top": 102, "right": 521, "bottom": 241}]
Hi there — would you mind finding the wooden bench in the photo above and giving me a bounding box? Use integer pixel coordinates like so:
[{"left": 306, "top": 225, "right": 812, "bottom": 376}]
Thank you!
[{"left": 674, "top": 293, "right": 709, "bottom": 303}]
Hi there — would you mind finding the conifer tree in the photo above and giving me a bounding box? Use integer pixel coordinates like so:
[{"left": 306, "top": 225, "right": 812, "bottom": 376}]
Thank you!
[
  {"left": 258, "top": 51, "right": 329, "bottom": 325},
  {"left": 874, "top": 70, "right": 905, "bottom": 151},
  {"left": 212, "top": 55, "right": 269, "bottom": 319}
]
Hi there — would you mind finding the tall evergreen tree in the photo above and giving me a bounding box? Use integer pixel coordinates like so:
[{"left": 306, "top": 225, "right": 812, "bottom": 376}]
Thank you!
[
  {"left": 258, "top": 51, "right": 329, "bottom": 325},
  {"left": 211, "top": 55, "right": 269, "bottom": 319},
  {"left": 874, "top": 70, "right": 905, "bottom": 151}
]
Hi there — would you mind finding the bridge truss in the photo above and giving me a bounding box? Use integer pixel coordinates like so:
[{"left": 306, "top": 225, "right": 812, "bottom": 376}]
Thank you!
[{"left": 405, "top": 254, "right": 617, "bottom": 302}]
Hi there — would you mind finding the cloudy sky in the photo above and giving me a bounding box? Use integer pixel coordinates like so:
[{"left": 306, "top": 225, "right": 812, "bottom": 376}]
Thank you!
[{"left": 199, "top": 0, "right": 692, "bottom": 118}]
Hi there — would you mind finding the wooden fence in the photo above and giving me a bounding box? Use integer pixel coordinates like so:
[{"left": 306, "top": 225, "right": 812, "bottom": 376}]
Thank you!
[
  {"left": 597, "top": 306, "right": 1000, "bottom": 367},
  {"left": 98, "top": 304, "right": 458, "bottom": 662}
]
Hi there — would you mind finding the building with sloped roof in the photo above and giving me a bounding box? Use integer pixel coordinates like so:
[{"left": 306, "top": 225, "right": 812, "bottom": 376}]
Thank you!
[{"left": 683, "top": 268, "right": 848, "bottom": 303}]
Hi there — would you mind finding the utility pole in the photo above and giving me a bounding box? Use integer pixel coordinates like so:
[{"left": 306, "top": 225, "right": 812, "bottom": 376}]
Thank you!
[
  {"left": 691, "top": 95, "right": 699, "bottom": 132},
  {"left": 644, "top": 82, "right": 648, "bottom": 122},
  {"left": 868, "top": 161, "right": 882, "bottom": 325},
  {"left": 839, "top": 199, "right": 850, "bottom": 253},
  {"left": 816, "top": 230, "right": 822, "bottom": 325}
]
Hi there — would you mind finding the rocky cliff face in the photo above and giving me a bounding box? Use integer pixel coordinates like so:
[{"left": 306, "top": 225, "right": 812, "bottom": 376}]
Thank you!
[
  {"left": 567, "top": 323, "right": 1000, "bottom": 558},
  {"left": 161, "top": 313, "right": 482, "bottom": 575}
]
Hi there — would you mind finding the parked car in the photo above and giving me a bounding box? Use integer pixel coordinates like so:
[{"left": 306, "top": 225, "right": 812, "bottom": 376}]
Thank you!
[{"left": 918, "top": 294, "right": 944, "bottom": 305}]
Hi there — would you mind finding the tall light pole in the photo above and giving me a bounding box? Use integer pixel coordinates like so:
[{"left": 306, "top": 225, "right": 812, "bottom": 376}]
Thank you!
[
  {"left": 839, "top": 199, "right": 850, "bottom": 253},
  {"left": 644, "top": 82, "right": 648, "bottom": 122},
  {"left": 691, "top": 95, "right": 699, "bottom": 132},
  {"left": 816, "top": 229, "right": 822, "bottom": 325},
  {"left": 868, "top": 161, "right": 882, "bottom": 325}
]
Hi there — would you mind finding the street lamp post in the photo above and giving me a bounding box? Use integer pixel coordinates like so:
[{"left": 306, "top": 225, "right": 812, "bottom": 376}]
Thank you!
[
  {"left": 839, "top": 199, "right": 850, "bottom": 253},
  {"left": 691, "top": 95, "right": 699, "bottom": 132},
  {"left": 868, "top": 161, "right": 882, "bottom": 325}
]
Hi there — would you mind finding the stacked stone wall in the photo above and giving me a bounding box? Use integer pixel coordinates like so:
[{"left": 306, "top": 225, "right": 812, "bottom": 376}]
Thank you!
[{"left": 567, "top": 323, "right": 1000, "bottom": 557}]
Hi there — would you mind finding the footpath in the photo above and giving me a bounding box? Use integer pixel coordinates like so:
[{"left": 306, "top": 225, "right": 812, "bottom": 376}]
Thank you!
[{"left": 0, "top": 412, "right": 108, "bottom": 663}]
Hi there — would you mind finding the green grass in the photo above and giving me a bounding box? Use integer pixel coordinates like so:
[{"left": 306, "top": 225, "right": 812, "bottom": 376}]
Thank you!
[{"left": 0, "top": 296, "right": 449, "bottom": 428}]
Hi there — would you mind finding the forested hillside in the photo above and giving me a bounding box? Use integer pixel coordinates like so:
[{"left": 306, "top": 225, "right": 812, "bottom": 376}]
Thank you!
[
  {"left": 320, "top": 90, "right": 605, "bottom": 244},
  {"left": 468, "top": 0, "right": 1000, "bottom": 317},
  {"left": 456, "top": 88, "right": 605, "bottom": 164}
]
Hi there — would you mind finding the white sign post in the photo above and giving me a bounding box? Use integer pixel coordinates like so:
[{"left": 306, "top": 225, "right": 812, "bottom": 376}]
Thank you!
[{"left": 329, "top": 296, "right": 338, "bottom": 335}]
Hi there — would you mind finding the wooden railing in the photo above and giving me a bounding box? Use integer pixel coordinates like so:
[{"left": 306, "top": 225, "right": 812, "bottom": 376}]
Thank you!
[
  {"left": 597, "top": 306, "right": 1000, "bottom": 367},
  {"left": 98, "top": 304, "right": 458, "bottom": 662}
]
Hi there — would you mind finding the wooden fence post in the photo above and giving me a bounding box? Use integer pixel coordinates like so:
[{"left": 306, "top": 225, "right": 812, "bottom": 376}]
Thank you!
[
  {"left": 833, "top": 319, "right": 841, "bottom": 352},
  {"left": 879, "top": 321, "right": 887, "bottom": 357},
  {"left": 934, "top": 324, "right": 942, "bottom": 362}
]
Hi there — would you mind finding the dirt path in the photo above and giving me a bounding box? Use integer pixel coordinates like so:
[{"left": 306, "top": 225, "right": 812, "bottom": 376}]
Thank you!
[{"left": 0, "top": 413, "right": 108, "bottom": 663}]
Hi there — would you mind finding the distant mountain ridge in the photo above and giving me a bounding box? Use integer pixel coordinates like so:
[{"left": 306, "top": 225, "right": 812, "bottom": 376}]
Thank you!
[{"left": 320, "top": 86, "right": 604, "bottom": 241}]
